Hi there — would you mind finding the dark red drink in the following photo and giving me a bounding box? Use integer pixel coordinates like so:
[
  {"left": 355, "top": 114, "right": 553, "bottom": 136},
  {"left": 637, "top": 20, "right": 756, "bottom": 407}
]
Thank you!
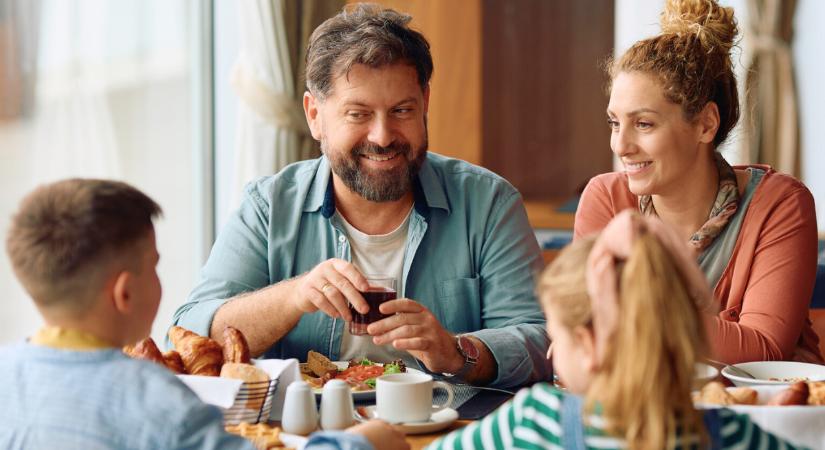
[{"left": 349, "top": 287, "right": 396, "bottom": 336}]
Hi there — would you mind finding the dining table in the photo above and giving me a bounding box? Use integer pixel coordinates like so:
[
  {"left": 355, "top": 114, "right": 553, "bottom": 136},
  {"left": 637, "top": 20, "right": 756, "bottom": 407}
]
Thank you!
[
  {"left": 405, "top": 420, "right": 471, "bottom": 450},
  {"left": 370, "top": 384, "right": 512, "bottom": 449}
]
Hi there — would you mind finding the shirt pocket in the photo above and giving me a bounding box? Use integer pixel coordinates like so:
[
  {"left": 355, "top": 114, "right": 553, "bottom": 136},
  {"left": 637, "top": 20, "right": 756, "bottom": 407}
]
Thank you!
[{"left": 437, "top": 276, "right": 481, "bottom": 331}]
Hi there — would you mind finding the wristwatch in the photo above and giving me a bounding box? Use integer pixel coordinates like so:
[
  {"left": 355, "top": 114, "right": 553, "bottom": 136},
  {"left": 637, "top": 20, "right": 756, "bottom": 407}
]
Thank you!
[{"left": 442, "top": 334, "right": 479, "bottom": 381}]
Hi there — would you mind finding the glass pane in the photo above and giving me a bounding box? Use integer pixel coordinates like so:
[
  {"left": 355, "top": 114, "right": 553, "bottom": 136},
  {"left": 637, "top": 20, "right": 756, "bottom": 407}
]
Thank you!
[{"left": 0, "top": 0, "right": 201, "bottom": 344}]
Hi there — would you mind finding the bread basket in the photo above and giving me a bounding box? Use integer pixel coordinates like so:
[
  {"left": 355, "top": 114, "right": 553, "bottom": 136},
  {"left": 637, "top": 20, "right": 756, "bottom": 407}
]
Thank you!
[{"left": 222, "top": 378, "right": 280, "bottom": 425}]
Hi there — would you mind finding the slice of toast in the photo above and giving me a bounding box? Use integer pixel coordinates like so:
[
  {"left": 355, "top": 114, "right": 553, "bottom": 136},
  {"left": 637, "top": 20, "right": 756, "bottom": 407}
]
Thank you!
[{"left": 307, "top": 350, "right": 339, "bottom": 378}]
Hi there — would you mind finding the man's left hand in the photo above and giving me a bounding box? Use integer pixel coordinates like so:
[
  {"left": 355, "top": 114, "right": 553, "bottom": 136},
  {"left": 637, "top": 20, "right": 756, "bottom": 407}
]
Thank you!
[{"left": 366, "top": 298, "right": 463, "bottom": 374}]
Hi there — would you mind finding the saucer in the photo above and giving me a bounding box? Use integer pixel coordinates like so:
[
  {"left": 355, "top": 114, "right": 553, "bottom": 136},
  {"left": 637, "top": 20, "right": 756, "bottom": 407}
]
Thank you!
[{"left": 354, "top": 406, "right": 459, "bottom": 434}]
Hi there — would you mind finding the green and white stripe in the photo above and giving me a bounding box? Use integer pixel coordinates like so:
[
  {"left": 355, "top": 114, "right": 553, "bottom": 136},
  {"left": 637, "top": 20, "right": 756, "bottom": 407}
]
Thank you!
[{"left": 426, "top": 383, "right": 807, "bottom": 450}]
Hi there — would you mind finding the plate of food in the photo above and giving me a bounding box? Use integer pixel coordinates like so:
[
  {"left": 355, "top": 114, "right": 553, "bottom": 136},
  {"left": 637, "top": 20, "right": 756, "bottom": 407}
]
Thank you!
[
  {"left": 300, "top": 351, "right": 420, "bottom": 400},
  {"left": 694, "top": 381, "right": 825, "bottom": 449}
]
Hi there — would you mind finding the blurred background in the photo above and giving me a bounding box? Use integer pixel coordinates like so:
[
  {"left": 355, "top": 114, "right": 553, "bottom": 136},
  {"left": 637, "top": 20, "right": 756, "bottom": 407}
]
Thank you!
[{"left": 1, "top": 0, "right": 822, "bottom": 345}]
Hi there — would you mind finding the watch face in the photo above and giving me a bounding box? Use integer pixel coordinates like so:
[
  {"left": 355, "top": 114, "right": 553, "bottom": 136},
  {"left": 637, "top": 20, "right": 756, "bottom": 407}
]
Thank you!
[{"left": 458, "top": 335, "right": 480, "bottom": 359}]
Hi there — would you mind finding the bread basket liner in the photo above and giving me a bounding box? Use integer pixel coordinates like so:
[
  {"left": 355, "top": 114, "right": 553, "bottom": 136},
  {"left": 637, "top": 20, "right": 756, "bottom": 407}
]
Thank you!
[{"left": 177, "top": 358, "right": 301, "bottom": 421}]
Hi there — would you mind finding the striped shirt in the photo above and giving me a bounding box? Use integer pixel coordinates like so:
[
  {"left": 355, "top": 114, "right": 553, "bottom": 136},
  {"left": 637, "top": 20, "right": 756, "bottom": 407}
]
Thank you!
[{"left": 427, "top": 383, "right": 805, "bottom": 450}]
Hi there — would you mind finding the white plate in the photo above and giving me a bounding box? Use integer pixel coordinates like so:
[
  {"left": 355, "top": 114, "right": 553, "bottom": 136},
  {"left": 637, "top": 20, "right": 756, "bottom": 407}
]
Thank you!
[
  {"left": 308, "top": 362, "right": 422, "bottom": 400},
  {"left": 696, "top": 385, "right": 825, "bottom": 449},
  {"left": 721, "top": 361, "right": 825, "bottom": 387},
  {"left": 355, "top": 405, "right": 459, "bottom": 435}
]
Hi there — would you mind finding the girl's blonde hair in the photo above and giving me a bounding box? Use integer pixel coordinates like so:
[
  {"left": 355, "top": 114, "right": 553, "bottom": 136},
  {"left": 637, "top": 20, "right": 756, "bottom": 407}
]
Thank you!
[{"left": 538, "top": 234, "right": 709, "bottom": 450}]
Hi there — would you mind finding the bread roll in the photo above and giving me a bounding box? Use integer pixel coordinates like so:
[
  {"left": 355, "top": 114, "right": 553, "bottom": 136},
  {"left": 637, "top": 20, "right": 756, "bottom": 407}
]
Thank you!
[
  {"left": 221, "top": 362, "right": 270, "bottom": 383},
  {"left": 221, "top": 363, "right": 271, "bottom": 412},
  {"left": 767, "top": 381, "right": 809, "bottom": 406},
  {"left": 168, "top": 326, "right": 223, "bottom": 376},
  {"left": 695, "top": 381, "right": 735, "bottom": 405},
  {"left": 808, "top": 381, "right": 825, "bottom": 405},
  {"left": 729, "top": 387, "right": 758, "bottom": 405},
  {"left": 223, "top": 326, "right": 251, "bottom": 364}
]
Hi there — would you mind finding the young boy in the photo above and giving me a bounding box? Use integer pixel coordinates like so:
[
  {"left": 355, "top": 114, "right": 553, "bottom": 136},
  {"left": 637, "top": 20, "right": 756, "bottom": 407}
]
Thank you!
[{"left": 0, "top": 178, "right": 407, "bottom": 450}]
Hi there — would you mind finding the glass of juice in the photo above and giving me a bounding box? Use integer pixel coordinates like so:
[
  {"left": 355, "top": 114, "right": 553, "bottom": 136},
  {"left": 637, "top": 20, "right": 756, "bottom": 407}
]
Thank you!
[{"left": 349, "top": 277, "right": 397, "bottom": 336}]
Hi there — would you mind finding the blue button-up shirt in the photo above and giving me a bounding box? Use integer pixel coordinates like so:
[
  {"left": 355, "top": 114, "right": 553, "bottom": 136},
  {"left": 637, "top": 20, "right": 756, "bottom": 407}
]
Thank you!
[{"left": 174, "top": 153, "right": 549, "bottom": 388}]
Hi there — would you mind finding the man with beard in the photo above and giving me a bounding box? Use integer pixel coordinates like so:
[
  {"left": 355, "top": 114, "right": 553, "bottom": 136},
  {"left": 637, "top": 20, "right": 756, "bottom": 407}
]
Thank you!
[{"left": 173, "top": 4, "right": 548, "bottom": 389}]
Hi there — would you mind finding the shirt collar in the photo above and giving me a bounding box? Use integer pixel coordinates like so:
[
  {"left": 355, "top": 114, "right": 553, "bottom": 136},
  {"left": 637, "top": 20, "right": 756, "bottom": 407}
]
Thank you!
[
  {"left": 304, "top": 154, "right": 451, "bottom": 219},
  {"left": 30, "top": 326, "right": 114, "bottom": 351}
]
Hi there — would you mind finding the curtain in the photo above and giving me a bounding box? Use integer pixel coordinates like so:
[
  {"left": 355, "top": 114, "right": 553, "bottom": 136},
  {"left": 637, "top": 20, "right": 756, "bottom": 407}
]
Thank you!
[
  {"left": 0, "top": 0, "right": 38, "bottom": 120},
  {"left": 230, "top": 0, "right": 343, "bottom": 208},
  {"left": 29, "top": 0, "right": 129, "bottom": 181},
  {"left": 741, "top": 0, "right": 800, "bottom": 176}
]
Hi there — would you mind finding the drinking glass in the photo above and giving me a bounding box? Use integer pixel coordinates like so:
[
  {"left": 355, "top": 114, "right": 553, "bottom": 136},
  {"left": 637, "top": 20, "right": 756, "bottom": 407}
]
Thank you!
[{"left": 349, "top": 277, "right": 396, "bottom": 336}]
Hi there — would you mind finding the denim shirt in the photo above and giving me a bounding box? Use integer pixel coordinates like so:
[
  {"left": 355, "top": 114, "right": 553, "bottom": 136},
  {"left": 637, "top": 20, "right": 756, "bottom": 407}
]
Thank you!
[{"left": 174, "top": 153, "right": 549, "bottom": 388}]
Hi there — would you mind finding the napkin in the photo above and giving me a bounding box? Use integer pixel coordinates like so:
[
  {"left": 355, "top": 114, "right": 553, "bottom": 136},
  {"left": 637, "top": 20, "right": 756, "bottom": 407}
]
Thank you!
[
  {"left": 176, "top": 358, "right": 301, "bottom": 420},
  {"left": 177, "top": 374, "right": 244, "bottom": 409}
]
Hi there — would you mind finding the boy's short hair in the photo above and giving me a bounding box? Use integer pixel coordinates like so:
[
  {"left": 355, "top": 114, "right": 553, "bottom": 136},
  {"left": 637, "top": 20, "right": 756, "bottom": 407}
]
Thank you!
[{"left": 6, "top": 178, "right": 162, "bottom": 312}]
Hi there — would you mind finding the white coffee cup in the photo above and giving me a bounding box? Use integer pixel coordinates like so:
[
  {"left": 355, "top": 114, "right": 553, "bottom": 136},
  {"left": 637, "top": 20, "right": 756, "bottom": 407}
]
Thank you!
[{"left": 376, "top": 373, "right": 455, "bottom": 423}]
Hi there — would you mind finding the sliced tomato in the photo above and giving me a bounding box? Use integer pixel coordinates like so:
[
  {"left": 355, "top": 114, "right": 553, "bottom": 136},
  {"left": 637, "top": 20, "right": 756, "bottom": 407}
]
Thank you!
[{"left": 335, "top": 364, "right": 384, "bottom": 382}]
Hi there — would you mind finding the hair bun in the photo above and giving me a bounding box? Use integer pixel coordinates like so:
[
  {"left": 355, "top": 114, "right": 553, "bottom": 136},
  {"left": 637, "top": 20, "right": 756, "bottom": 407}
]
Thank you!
[{"left": 660, "top": 0, "right": 738, "bottom": 53}]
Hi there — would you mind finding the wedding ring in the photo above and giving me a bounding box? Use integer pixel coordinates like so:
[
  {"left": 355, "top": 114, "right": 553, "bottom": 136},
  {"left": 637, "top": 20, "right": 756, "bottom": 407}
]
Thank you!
[{"left": 321, "top": 282, "right": 333, "bottom": 292}]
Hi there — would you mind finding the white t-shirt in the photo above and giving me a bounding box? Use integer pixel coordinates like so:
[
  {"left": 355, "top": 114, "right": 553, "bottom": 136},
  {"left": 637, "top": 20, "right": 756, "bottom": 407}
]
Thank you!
[{"left": 335, "top": 207, "right": 413, "bottom": 364}]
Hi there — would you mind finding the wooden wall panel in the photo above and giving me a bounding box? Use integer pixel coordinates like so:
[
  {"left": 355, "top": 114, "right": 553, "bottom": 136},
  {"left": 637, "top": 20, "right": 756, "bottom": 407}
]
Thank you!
[
  {"left": 482, "top": 0, "right": 614, "bottom": 199},
  {"left": 347, "top": 0, "right": 482, "bottom": 165}
]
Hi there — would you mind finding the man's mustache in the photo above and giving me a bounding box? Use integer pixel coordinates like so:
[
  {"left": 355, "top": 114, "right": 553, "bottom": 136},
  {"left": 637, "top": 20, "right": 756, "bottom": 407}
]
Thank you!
[{"left": 352, "top": 141, "right": 412, "bottom": 157}]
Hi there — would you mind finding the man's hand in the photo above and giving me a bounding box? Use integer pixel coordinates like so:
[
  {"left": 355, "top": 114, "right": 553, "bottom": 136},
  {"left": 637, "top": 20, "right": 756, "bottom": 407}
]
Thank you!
[
  {"left": 346, "top": 420, "right": 410, "bottom": 450},
  {"left": 366, "top": 299, "right": 464, "bottom": 374},
  {"left": 289, "top": 258, "right": 370, "bottom": 321}
]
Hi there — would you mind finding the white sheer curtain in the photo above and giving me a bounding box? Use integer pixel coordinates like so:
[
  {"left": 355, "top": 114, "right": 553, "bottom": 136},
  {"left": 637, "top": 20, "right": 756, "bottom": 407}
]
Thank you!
[
  {"left": 0, "top": 0, "right": 198, "bottom": 345},
  {"left": 31, "top": 0, "right": 124, "bottom": 180},
  {"left": 229, "top": 0, "right": 341, "bottom": 208},
  {"left": 739, "top": 0, "right": 800, "bottom": 175}
]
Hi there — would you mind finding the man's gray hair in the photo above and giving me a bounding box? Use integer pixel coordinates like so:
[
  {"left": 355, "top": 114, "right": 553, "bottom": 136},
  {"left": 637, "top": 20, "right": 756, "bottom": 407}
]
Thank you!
[{"left": 305, "top": 3, "right": 433, "bottom": 99}]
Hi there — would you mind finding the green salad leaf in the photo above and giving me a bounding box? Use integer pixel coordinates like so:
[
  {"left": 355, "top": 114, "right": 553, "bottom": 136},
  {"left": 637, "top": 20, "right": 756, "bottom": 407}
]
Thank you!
[
  {"left": 365, "top": 378, "right": 377, "bottom": 389},
  {"left": 382, "top": 362, "right": 402, "bottom": 374},
  {"left": 358, "top": 357, "right": 375, "bottom": 366}
]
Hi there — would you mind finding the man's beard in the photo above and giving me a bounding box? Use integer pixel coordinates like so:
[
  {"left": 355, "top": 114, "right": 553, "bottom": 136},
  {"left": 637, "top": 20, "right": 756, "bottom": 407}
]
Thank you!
[{"left": 324, "top": 138, "right": 428, "bottom": 202}]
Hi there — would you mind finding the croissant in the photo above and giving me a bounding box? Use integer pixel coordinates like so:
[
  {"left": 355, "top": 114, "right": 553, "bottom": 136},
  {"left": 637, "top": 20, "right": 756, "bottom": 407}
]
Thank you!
[
  {"left": 168, "top": 326, "right": 223, "bottom": 376},
  {"left": 162, "top": 350, "right": 185, "bottom": 374},
  {"left": 123, "top": 337, "right": 165, "bottom": 366},
  {"left": 222, "top": 326, "right": 251, "bottom": 364}
]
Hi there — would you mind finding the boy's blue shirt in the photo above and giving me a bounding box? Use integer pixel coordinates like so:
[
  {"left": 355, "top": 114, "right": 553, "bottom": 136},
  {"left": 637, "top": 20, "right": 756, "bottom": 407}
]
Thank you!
[{"left": 0, "top": 342, "right": 373, "bottom": 450}]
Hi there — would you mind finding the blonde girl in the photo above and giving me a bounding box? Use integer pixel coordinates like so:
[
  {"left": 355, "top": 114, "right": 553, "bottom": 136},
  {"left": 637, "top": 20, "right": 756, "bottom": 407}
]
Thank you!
[{"left": 427, "top": 211, "right": 802, "bottom": 450}]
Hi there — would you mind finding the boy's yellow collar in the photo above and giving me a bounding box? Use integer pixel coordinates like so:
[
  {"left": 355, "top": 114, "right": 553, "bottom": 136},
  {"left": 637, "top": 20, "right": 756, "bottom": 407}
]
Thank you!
[{"left": 30, "top": 326, "right": 114, "bottom": 350}]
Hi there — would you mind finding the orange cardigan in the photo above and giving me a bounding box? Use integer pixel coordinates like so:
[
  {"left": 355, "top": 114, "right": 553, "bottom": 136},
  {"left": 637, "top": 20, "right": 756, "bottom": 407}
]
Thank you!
[{"left": 574, "top": 166, "right": 823, "bottom": 363}]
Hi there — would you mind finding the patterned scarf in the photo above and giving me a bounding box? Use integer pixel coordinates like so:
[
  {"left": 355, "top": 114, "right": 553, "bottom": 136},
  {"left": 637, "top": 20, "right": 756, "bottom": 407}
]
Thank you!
[{"left": 638, "top": 152, "right": 739, "bottom": 253}]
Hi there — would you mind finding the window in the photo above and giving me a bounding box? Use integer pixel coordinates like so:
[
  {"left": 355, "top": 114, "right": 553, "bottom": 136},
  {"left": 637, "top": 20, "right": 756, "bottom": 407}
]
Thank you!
[{"left": 0, "top": 0, "right": 211, "bottom": 343}]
